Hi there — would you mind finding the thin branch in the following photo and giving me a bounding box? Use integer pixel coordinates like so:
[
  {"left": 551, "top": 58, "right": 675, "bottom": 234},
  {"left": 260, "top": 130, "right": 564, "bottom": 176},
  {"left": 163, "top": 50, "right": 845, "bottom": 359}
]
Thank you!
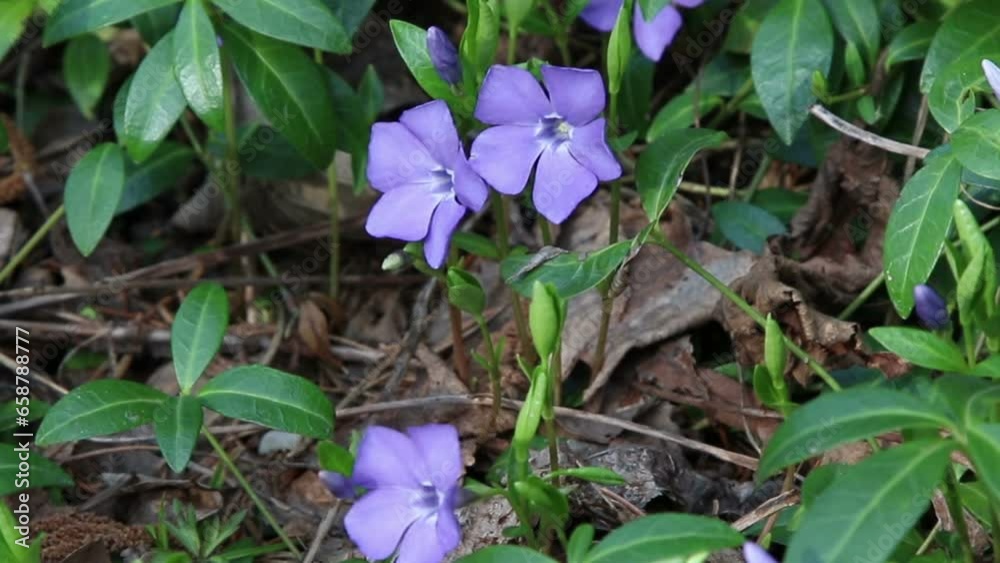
[{"left": 809, "top": 104, "right": 930, "bottom": 160}]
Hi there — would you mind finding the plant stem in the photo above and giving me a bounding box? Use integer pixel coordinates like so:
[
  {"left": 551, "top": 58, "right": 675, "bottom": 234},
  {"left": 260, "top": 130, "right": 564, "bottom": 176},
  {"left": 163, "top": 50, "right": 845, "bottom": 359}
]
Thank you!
[
  {"left": 507, "top": 30, "right": 518, "bottom": 64},
  {"left": 651, "top": 228, "right": 842, "bottom": 391},
  {"left": 540, "top": 219, "right": 554, "bottom": 246},
  {"left": 991, "top": 502, "right": 1000, "bottom": 563},
  {"left": 491, "top": 192, "right": 532, "bottom": 355},
  {"left": 706, "top": 78, "right": 754, "bottom": 129},
  {"left": 825, "top": 86, "right": 869, "bottom": 105},
  {"left": 203, "top": 430, "right": 301, "bottom": 557},
  {"left": 220, "top": 47, "right": 242, "bottom": 242},
  {"left": 0, "top": 204, "right": 65, "bottom": 285},
  {"left": 592, "top": 181, "right": 622, "bottom": 375},
  {"left": 477, "top": 318, "right": 503, "bottom": 423},
  {"left": 327, "top": 160, "right": 341, "bottom": 299},
  {"left": 448, "top": 299, "right": 471, "bottom": 385},
  {"left": 944, "top": 469, "right": 975, "bottom": 563}
]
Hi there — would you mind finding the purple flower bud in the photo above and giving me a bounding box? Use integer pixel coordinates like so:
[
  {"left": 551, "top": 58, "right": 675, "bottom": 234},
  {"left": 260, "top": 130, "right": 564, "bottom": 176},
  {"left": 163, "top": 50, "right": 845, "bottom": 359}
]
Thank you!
[
  {"left": 427, "top": 26, "right": 462, "bottom": 86},
  {"left": 318, "top": 470, "right": 359, "bottom": 501},
  {"left": 983, "top": 59, "right": 1000, "bottom": 100},
  {"left": 743, "top": 542, "right": 779, "bottom": 563},
  {"left": 914, "top": 284, "right": 949, "bottom": 329}
]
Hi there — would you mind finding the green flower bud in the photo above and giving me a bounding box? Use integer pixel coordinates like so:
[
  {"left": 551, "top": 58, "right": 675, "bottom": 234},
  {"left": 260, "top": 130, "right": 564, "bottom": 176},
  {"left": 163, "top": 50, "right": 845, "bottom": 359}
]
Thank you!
[
  {"left": 764, "top": 314, "right": 787, "bottom": 387},
  {"left": 381, "top": 251, "right": 409, "bottom": 272},
  {"left": 446, "top": 267, "right": 486, "bottom": 317},
  {"left": 530, "top": 281, "right": 563, "bottom": 361}
]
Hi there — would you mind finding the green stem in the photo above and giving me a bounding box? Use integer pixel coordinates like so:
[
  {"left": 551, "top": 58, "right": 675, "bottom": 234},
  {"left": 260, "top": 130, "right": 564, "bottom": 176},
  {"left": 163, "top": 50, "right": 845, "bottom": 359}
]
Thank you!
[
  {"left": 652, "top": 228, "right": 842, "bottom": 391},
  {"left": 0, "top": 204, "right": 65, "bottom": 285},
  {"left": 826, "top": 86, "right": 869, "bottom": 105},
  {"left": 179, "top": 117, "right": 206, "bottom": 162},
  {"left": 203, "top": 430, "right": 301, "bottom": 557},
  {"left": 593, "top": 181, "right": 622, "bottom": 375},
  {"left": 477, "top": 318, "right": 503, "bottom": 422},
  {"left": 220, "top": 47, "right": 242, "bottom": 241},
  {"left": 492, "top": 192, "right": 532, "bottom": 355},
  {"left": 540, "top": 219, "right": 554, "bottom": 246},
  {"left": 944, "top": 469, "right": 975, "bottom": 563},
  {"left": 706, "top": 78, "right": 754, "bottom": 129},
  {"left": 327, "top": 161, "right": 340, "bottom": 299},
  {"left": 507, "top": 29, "right": 518, "bottom": 65}
]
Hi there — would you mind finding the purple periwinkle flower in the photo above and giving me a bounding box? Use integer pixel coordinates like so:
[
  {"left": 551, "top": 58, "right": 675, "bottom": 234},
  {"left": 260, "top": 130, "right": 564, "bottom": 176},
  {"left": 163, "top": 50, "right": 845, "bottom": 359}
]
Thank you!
[
  {"left": 319, "top": 470, "right": 360, "bottom": 501},
  {"left": 743, "top": 542, "right": 779, "bottom": 563},
  {"left": 983, "top": 59, "right": 1000, "bottom": 100},
  {"left": 343, "top": 424, "right": 463, "bottom": 563},
  {"left": 914, "top": 284, "right": 949, "bottom": 329},
  {"left": 427, "top": 26, "right": 462, "bottom": 86},
  {"left": 580, "top": 0, "right": 705, "bottom": 61},
  {"left": 469, "top": 65, "right": 621, "bottom": 223},
  {"left": 366, "top": 100, "right": 487, "bottom": 269}
]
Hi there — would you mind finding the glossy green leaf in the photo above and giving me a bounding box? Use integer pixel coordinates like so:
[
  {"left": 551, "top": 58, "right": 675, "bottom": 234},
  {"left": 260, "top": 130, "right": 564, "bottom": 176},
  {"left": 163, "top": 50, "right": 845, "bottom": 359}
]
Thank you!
[
  {"left": 175, "top": 0, "right": 224, "bottom": 130},
  {"left": 501, "top": 241, "right": 632, "bottom": 299},
  {"left": 637, "top": 128, "right": 728, "bottom": 221},
  {"left": 116, "top": 142, "right": 196, "bottom": 214},
  {"left": 712, "top": 201, "right": 787, "bottom": 254},
  {"left": 326, "top": 0, "right": 375, "bottom": 37},
  {"left": 724, "top": 0, "right": 778, "bottom": 55},
  {"left": 221, "top": 22, "right": 338, "bottom": 169},
  {"left": 646, "top": 92, "right": 723, "bottom": 141},
  {"left": 456, "top": 546, "right": 557, "bottom": 563},
  {"left": 953, "top": 110, "right": 1000, "bottom": 181},
  {"left": 885, "top": 21, "right": 938, "bottom": 72},
  {"left": 112, "top": 74, "right": 132, "bottom": 141},
  {"left": 389, "top": 20, "right": 466, "bottom": 113},
  {"left": 0, "top": 444, "right": 74, "bottom": 496},
  {"left": 37, "top": 380, "right": 168, "bottom": 444},
  {"left": 758, "top": 387, "right": 952, "bottom": 477},
  {"left": 44, "top": 0, "right": 181, "bottom": 45},
  {"left": 969, "top": 355, "right": 1000, "bottom": 379},
  {"left": 921, "top": 0, "right": 1000, "bottom": 93},
  {"left": 869, "top": 327, "right": 968, "bottom": 372},
  {"left": 317, "top": 440, "right": 353, "bottom": 474},
  {"left": 928, "top": 56, "right": 994, "bottom": 133},
  {"left": 585, "top": 514, "right": 743, "bottom": 563},
  {"left": 211, "top": 0, "right": 350, "bottom": 53},
  {"left": 966, "top": 423, "right": 1000, "bottom": 502},
  {"left": 65, "top": 143, "right": 125, "bottom": 257},
  {"left": 199, "top": 365, "right": 334, "bottom": 438},
  {"left": 122, "top": 32, "right": 187, "bottom": 163},
  {"left": 172, "top": 283, "right": 229, "bottom": 393},
  {"left": 884, "top": 148, "right": 962, "bottom": 317},
  {"left": 63, "top": 34, "right": 110, "bottom": 119},
  {"left": 785, "top": 440, "right": 954, "bottom": 563},
  {"left": 750, "top": 0, "right": 833, "bottom": 144},
  {"left": 821, "top": 0, "right": 880, "bottom": 65},
  {"left": 0, "top": 0, "right": 34, "bottom": 61},
  {"left": 153, "top": 395, "right": 203, "bottom": 472},
  {"left": 131, "top": 3, "right": 181, "bottom": 45}
]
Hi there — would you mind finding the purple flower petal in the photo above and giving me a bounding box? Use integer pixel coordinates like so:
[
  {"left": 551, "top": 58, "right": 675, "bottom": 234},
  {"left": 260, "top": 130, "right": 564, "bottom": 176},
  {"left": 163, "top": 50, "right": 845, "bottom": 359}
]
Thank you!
[
  {"left": 568, "top": 118, "right": 621, "bottom": 181},
  {"left": 365, "top": 185, "right": 445, "bottom": 242},
  {"left": 580, "top": 0, "right": 623, "bottom": 32},
  {"left": 633, "top": 3, "right": 682, "bottom": 62},
  {"left": 451, "top": 155, "right": 488, "bottom": 211},
  {"left": 367, "top": 123, "right": 438, "bottom": 191},
  {"left": 743, "top": 542, "right": 779, "bottom": 563},
  {"left": 345, "top": 488, "right": 426, "bottom": 560},
  {"left": 541, "top": 66, "right": 606, "bottom": 126},
  {"left": 436, "top": 490, "right": 462, "bottom": 548},
  {"left": 351, "top": 426, "right": 427, "bottom": 488},
  {"left": 395, "top": 516, "right": 452, "bottom": 563},
  {"left": 914, "top": 284, "right": 949, "bottom": 329},
  {"left": 408, "top": 424, "right": 463, "bottom": 490},
  {"left": 675, "top": 0, "right": 705, "bottom": 7},
  {"left": 318, "top": 470, "right": 358, "bottom": 500},
  {"left": 533, "top": 145, "right": 598, "bottom": 224},
  {"left": 399, "top": 100, "right": 461, "bottom": 170},
  {"left": 475, "top": 65, "right": 552, "bottom": 125},
  {"left": 423, "top": 198, "right": 466, "bottom": 268},
  {"left": 427, "top": 26, "right": 461, "bottom": 86},
  {"left": 469, "top": 124, "right": 544, "bottom": 194},
  {"left": 983, "top": 59, "right": 1000, "bottom": 100}
]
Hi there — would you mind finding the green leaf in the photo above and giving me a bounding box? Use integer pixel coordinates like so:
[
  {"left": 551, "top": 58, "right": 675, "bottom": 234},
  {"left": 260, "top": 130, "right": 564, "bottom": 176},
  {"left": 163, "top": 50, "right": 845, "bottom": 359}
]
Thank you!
[
  {"left": 724, "top": 0, "right": 779, "bottom": 55},
  {"left": 821, "top": 0, "right": 880, "bottom": 65},
  {"left": 953, "top": 110, "right": 1000, "bottom": 182},
  {"left": 211, "top": 0, "right": 350, "bottom": 53},
  {"left": 711, "top": 201, "right": 787, "bottom": 254},
  {"left": 455, "top": 546, "right": 557, "bottom": 563},
  {"left": 758, "top": 387, "right": 952, "bottom": 477},
  {"left": 928, "top": 56, "right": 994, "bottom": 133},
  {"left": 959, "top": 481, "right": 995, "bottom": 531},
  {"left": 751, "top": 0, "right": 833, "bottom": 144},
  {"left": 44, "top": 0, "right": 182, "bottom": 45},
  {"left": 920, "top": 0, "right": 1000, "bottom": 93},
  {"left": 966, "top": 422, "right": 1000, "bottom": 502},
  {"left": 316, "top": 441, "right": 353, "bottom": 474},
  {"left": 116, "top": 142, "right": 196, "bottom": 214},
  {"left": 0, "top": 0, "right": 34, "bottom": 62},
  {"left": 174, "top": 0, "right": 224, "bottom": 130},
  {"left": 63, "top": 34, "right": 110, "bottom": 120},
  {"left": 36, "top": 380, "right": 168, "bottom": 444},
  {"left": 64, "top": 143, "right": 126, "bottom": 257},
  {"left": 646, "top": 91, "right": 723, "bottom": 142},
  {"left": 548, "top": 467, "right": 626, "bottom": 486},
  {"left": 389, "top": 20, "right": 466, "bottom": 112},
  {"left": 122, "top": 32, "right": 187, "bottom": 163},
  {"left": 505, "top": 0, "right": 535, "bottom": 37},
  {"left": 637, "top": 0, "right": 671, "bottom": 22},
  {"left": 884, "top": 148, "right": 962, "bottom": 317},
  {"left": 153, "top": 395, "right": 203, "bottom": 472},
  {"left": 172, "top": 283, "right": 229, "bottom": 393},
  {"left": 785, "top": 440, "right": 954, "bottom": 563},
  {"left": 199, "top": 365, "right": 333, "bottom": 438},
  {"left": 637, "top": 128, "right": 728, "bottom": 221},
  {"left": 0, "top": 444, "right": 74, "bottom": 496},
  {"left": 358, "top": 65, "right": 384, "bottom": 123},
  {"left": 221, "top": 22, "right": 338, "bottom": 169},
  {"left": 969, "top": 355, "right": 1000, "bottom": 379},
  {"left": 606, "top": 1, "right": 630, "bottom": 97},
  {"left": 885, "top": 21, "right": 938, "bottom": 72},
  {"left": 501, "top": 241, "right": 632, "bottom": 298},
  {"left": 584, "top": 514, "right": 744, "bottom": 563},
  {"left": 869, "top": 326, "right": 968, "bottom": 372},
  {"left": 325, "top": 0, "right": 375, "bottom": 37},
  {"left": 132, "top": 3, "right": 182, "bottom": 45}
]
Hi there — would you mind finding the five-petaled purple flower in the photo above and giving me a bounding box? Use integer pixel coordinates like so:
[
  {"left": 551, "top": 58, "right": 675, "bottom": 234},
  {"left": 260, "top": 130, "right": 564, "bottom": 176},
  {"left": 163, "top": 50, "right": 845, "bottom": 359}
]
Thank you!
[
  {"left": 914, "top": 284, "right": 949, "bottom": 330},
  {"left": 366, "top": 100, "right": 487, "bottom": 269},
  {"left": 427, "top": 26, "right": 462, "bottom": 86},
  {"left": 580, "top": 0, "right": 705, "bottom": 61},
  {"left": 983, "top": 59, "right": 1000, "bottom": 100},
  {"left": 469, "top": 65, "right": 621, "bottom": 224},
  {"left": 743, "top": 542, "right": 779, "bottom": 563},
  {"left": 342, "top": 424, "right": 463, "bottom": 563}
]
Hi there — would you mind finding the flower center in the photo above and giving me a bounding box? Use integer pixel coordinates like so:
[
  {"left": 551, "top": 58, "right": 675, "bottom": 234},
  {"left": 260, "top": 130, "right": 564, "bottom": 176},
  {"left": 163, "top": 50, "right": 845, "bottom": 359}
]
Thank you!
[
  {"left": 429, "top": 167, "right": 456, "bottom": 194},
  {"left": 416, "top": 482, "right": 443, "bottom": 511},
  {"left": 537, "top": 114, "right": 573, "bottom": 147}
]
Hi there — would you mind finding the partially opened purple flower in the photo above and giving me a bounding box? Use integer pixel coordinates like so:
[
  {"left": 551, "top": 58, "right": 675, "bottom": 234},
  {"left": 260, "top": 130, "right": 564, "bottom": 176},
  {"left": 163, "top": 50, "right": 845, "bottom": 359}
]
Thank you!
[
  {"left": 743, "top": 542, "right": 779, "bottom": 563},
  {"left": 318, "top": 470, "right": 360, "bottom": 501},
  {"left": 983, "top": 59, "right": 1000, "bottom": 100},
  {"left": 469, "top": 65, "right": 621, "bottom": 223},
  {"left": 366, "top": 100, "right": 487, "bottom": 269},
  {"left": 427, "top": 27, "right": 462, "bottom": 85},
  {"left": 344, "top": 424, "right": 463, "bottom": 563},
  {"left": 580, "top": 0, "right": 705, "bottom": 61},
  {"left": 914, "top": 284, "right": 949, "bottom": 329}
]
